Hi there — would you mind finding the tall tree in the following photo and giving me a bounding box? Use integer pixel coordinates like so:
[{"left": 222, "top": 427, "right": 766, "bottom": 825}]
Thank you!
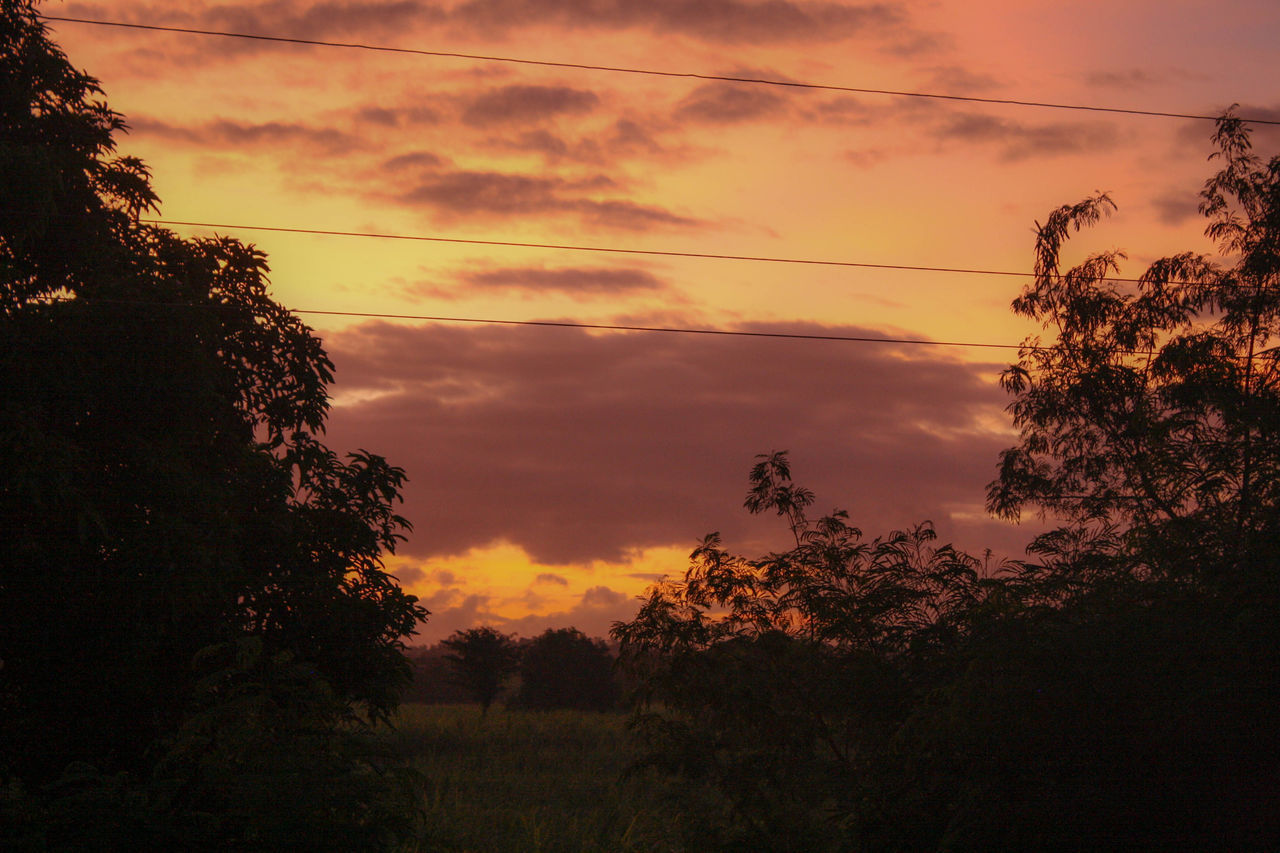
[
  {"left": 0, "top": 3, "right": 426, "bottom": 839},
  {"left": 988, "top": 112, "right": 1280, "bottom": 604}
]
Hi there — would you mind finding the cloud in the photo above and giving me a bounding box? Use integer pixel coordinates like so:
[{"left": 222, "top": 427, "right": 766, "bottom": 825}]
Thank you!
[
  {"left": 477, "top": 118, "right": 687, "bottom": 166},
  {"left": 461, "top": 85, "right": 600, "bottom": 127},
  {"left": 355, "top": 106, "right": 442, "bottom": 128},
  {"left": 535, "top": 573, "right": 569, "bottom": 585},
  {"left": 674, "top": 82, "right": 792, "bottom": 124},
  {"left": 321, "top": 319, "right": 1026, "bottom": 567},
  {"left": 490, "top": 585, "right": 637, "bottom": 640},
  {"left": 390, "top": 169, "right": 699, "bottom": 228},
  {"left": 935, "top": 112, "right": 1120, "bottom": 161},
  {"left": 71, "top": 0, "right": 445, "bottom": 42},
  {"left": 380, "top": 150, "right": 447, "bottom": 171},
  {"left": 432, "top": 266, "right": 667, "bottom": 299},
  {"left": 1083, "top": 68, "right": 1204, "bottom": 89},
  {"left": 70, "top": 0, "right": 915, "bottom": 54},
  {"left": 447, "top": 0, "right": 909, "bottom": 44},
  {"left": 1150, "top": 188, "right": 1202, "bottom": 227},
  {"left": 128, "top": 116, "right": 360, "bottom": 153}
]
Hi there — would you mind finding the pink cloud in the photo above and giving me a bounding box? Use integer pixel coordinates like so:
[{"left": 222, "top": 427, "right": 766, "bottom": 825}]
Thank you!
[{"left": 320, "top": 319, "right": 1033, "bottom": 567}]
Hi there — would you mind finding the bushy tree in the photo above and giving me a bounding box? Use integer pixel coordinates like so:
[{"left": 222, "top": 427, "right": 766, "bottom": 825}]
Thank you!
[
  {"left": 442, "top": 627, "right": 520, "bottom": 714},
  {"left": 989, "top": 111, "right": 1280, "bottom": 604},
  {"left": 613, "top": 453, "right": 995, "bottom": 850},
  {"left": 615, "top": 115, "right": 1280, "bottom": 851},
  {"left": 0, "top": 3, "right": 426, "bottom": 844},
  {"left": 514, "top": 628, "right": 619, "bottom": 712}
]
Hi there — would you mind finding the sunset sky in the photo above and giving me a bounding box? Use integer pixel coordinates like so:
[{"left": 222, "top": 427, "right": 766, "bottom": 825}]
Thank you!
[{"left": 42, "top": 0, "right": 1280, "bottom": 642}]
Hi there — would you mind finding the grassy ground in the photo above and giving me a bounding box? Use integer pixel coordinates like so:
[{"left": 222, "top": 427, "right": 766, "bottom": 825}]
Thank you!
[{"left": 382, "top": 704, "right": 691, "bottom": 852}]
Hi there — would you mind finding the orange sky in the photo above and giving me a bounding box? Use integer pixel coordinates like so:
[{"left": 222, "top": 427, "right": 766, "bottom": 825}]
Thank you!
[{"left": 43, "top": 0, "right": 1280, "bottom": 641}]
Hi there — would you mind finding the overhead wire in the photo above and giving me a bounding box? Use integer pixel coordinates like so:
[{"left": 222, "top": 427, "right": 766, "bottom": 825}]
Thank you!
[
  {"left": 26, "top": 294, "right": 1036, "bottom": 351},
  {"left": 145, "top": 217, "right": 1239, "bottom": 290},
  {"left": 38, "top": 14, "right": 1280, "bottom": 126},
  {"left": 144, "top": 217, "right": 1038, "bottom": 279}
]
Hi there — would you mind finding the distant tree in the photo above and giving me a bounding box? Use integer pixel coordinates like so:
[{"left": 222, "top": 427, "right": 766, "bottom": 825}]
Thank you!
[
  {"left": 442, "top": 627, "right": 520, "bottom": 714},
  {"left": 514, "top": 628, "right": 620, "bottom": 712},
  {"left": 0, "top": 3, "right": 425, "bottom": 845}
]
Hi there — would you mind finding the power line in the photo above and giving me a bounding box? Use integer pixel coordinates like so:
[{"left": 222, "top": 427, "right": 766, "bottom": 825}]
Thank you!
[
  {"left": 144, "top": 217, "right": 1036, "bottom": 278},
  {"left": 28, "top": 294, "right": 1034, "bottom": 351},
  {"left": 146, "top": 218, "right": 1233, "bottom": 290},
  {"left": 292, "top": 308, "right": 1033, "bottom": 351},
  {"left": 39, "top": 14, "right": 1277, "bottom": 126}
]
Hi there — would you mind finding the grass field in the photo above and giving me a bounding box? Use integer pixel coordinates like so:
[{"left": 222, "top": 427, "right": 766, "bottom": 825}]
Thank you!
[{"left": 382, "top": 704, "right": 699, "bottom": 852}]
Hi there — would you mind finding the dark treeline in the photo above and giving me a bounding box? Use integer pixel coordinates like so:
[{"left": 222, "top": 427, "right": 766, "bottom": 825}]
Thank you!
[{"left": 409, "top": 627, "right": 624, "bottom": 712}]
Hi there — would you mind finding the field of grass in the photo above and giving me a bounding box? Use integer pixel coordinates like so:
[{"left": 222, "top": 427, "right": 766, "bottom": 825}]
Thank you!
[{"left": 381, "top": 704, "right": 699, "bottom": 852}]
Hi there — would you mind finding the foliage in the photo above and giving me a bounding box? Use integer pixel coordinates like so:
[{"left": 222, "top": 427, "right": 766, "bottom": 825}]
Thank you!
[
  {"left": 0, "top": 2, "right": 426, "bottom": 844},
  {"left": 2, "top": 639, "right": 422, "bottom": 851},
  {"left": 441, "top": 627, "right": 520, "bottom": 714},
  {"left": 613, "top": 452, "right": 997, "bottom": 850},
  {"left": 614, "top": 116, "right": 1280, "bottom": 851},
  {"left": 988, "top": 111, "right": 1280, "bottom": 604},
  {"left": 513, "top": 628, "right": 620, "bottom": 712}
]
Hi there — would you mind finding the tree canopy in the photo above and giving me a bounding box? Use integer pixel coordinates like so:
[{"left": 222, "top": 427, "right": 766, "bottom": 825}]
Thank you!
[
  {"left": 514, "top": 628, "right": 620, "bottom": 712},
  {"left": 442, "top": 627, "right": 520, "bottom": 714},
  {"left": 613, "top": 115, "right": 1280, "bottom": 851},
  {"left": 0, "top": 3, "right": 425, "bottom": 845},
  {"left": 989, "top": 112, "right": 1280, "bottom": 606}
]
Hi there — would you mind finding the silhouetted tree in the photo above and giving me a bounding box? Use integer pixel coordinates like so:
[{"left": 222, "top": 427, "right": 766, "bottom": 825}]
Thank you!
[
  {"left": 989, "top": 111, "right": 1280, "bottom": 604},
  {"left": 442, "top": 627, "right": 520, "bottom": 714},
  {"left": 614, "top": 115, "right": 1280, "bottom": 851},
  {"left": 613, "top": 452, "right": 993, "bottom": 850},
  {"left": 0, "top": 3, "right": 425, "bottom": 846},
  {"left": 514, "top": 628, "right": 619, "bottom": 711}
]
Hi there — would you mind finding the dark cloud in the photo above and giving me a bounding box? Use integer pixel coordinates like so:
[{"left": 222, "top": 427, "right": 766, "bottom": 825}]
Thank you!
[
  {"left": 128, "top": 116, "right": 359, "bottom": 153},
  {"left": 935, "top": 113, "right": 1120, "bottom": 161},
  {"left": 67, "top": 0, "right": 444, "bottom": 42},
  {"left": 68, "top": 0, "right": 913, "bottom": 53},
  {"left": 674, "top": 82, "right": 792, "bottom": 124},
  {"left": 535, "top": 573, "right": 569, "bottom": 585},
  {"left": 321, "top": 320, "right": 1030, "bottom": 566},
  {"left": 354, "top": 106, "right": 441, "bottom": 127},
  {"left": 485, "top": 129, "right": 577, "bottom": 160},
  {"left": 461, "top": 85, "right": 599, "bottom": 127},
  {"left": 449, "top": 266, "right": 667, "bottom": 299},
  {"left": 1083, "top": 68, "right": 1207, "bottom": 90},
  {"left": 480, "top": 120, "right": 680, "bottom": 166},
  {"left": 381, "top": 150, "right": 447, "bottom": 171},
  {"left": 391, "top": 169, "right": 698, "bottom": 228},
  {"left": 448, "top": 0, "right": 908, "bottom": 44},
  {"left": 1150, "top": 188, "right": 1202, "bottom": 227}
]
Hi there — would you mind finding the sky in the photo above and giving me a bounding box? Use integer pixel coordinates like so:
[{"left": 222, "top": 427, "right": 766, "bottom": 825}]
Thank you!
[{"left": 42, "top": 0, "right": 1280, "bottom": 642}]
